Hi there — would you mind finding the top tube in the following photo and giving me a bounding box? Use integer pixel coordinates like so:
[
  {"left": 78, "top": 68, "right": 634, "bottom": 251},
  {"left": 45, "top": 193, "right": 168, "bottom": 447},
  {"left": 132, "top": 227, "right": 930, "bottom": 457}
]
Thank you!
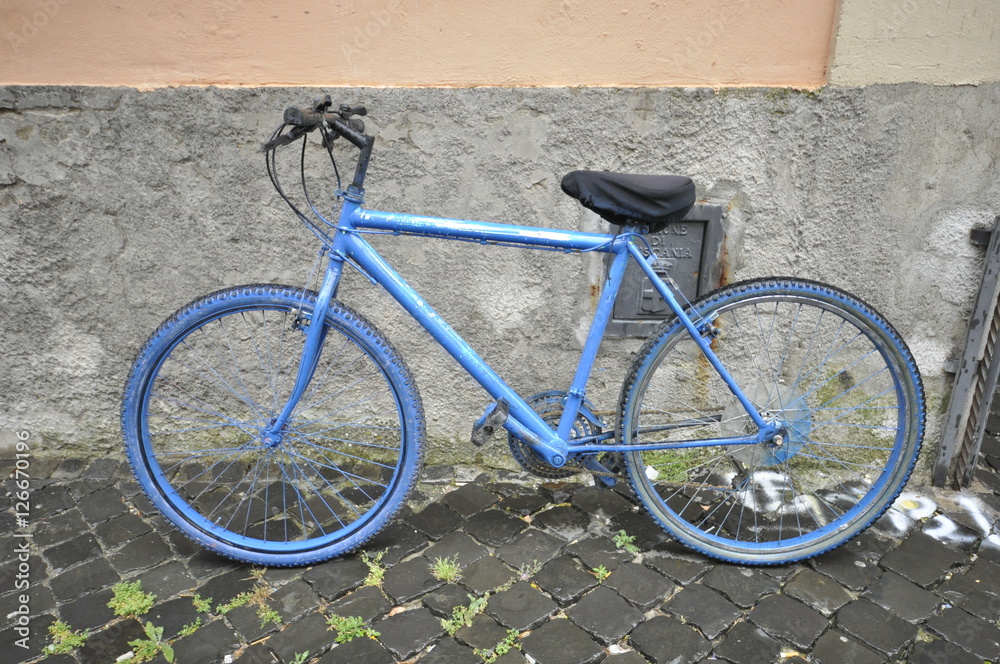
[{"left": 350, "top": 206, "right": 622, "bottom": 254}]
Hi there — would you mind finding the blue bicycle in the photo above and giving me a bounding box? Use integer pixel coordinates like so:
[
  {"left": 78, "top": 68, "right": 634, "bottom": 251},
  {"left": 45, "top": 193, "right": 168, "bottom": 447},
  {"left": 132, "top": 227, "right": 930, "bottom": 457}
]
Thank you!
[{"left": 121, "top": 97, "right": 925, "bottom": 566}]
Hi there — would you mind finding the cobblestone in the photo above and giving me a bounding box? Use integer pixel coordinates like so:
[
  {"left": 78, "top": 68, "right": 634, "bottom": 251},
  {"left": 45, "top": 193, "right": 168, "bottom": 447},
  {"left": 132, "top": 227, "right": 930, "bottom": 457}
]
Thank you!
[
  {"left": 441, "top": 483, "right": 499, "bottom": 517},
  {"left": 383, "top": 556, "right": 444, "bottom": 603},
  {"left": 747, "top": 593, "right": 828, "bottom": 649},
  {"left": 811, "top": 630, "right": 885, "bottom": 664},
  {"left": 630, "top": 615, "right": 711, "bottom": 664},
  {"left": 712, "top": 621, "right": 783, "bottom": 664},
  {"left": 880, "top": 531, "right": 967, "bottom": 588},
  {"left": 925, "top": 606, "right": 1000, "bottom": 660},
  {"left": 862, "top": 571, "right": 941, "bottom": 622},
  {"left": 376, "top": 607, "right": 445, "bottom": 660},
  {"left": 604, "top": 562, "right": 675, "bottom": 610},
  {"left": 486, "top": 580, "right": 557, "bottom": 630},
  {"left": 521, "top": 618, "right": 605, "bottom": 664},
  {"left": 327, "top": 585, "right": 392, "bottom": 622},
  {"left": 701, "top": 565, "right": 781, "bottom": 608},
  {"left": 567, "top": 585, "right": 644, "bottom": 645},
  {"left": 534, "top": 555, "right": 597, "bottom": 605},
  {"left": 663, "top": 583, "right": 741, "bottom": 639},
  {"left": 836, "top": 599, "right": 918, "bottom": 655},
  {"left": 463, "top": 508, "right": 527, "bottom": 546},
  {"left": 783, "top": 567, "right": 854, "bottom": 616},
  {"left": 406, "top": 502, "right": 465, "bottom": 541},
  {"left": 460, "top": 555, "right": 516, "bottom": 595}
]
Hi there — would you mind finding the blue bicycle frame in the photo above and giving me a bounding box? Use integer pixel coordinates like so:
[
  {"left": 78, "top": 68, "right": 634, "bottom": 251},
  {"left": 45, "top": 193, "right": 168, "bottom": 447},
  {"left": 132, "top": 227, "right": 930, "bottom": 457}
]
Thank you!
[{"left": 265, "top": 198, "right": 778, "bottom": 469}]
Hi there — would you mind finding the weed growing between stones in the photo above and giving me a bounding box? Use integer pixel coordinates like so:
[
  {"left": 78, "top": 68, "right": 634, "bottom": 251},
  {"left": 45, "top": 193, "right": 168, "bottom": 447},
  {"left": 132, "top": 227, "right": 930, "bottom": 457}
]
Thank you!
[
  {"left": 614, "top": 529, "right": 639, "bottom": 555},
  {"left": 42, "top": 621, "right": 89, "bottom": 656},
  {"left": 326, "top": 614, "right": 381, "bottom": 643},
  {"left": 177, "top": 618, "right": 202, "bottom": 638},
  {"left": 216, "top": 568, "right": 281, "bottom": 628},
  {"left": 361, "top": 550, "right": 387, "bottom": 588},
  {"left": 515, "top": 561, "right": 542, "bottom": 583},
  {"left": 591, "top": 564, "right": 611, "bottom": 583},
  {"left": 441, "top": 560, "right": 542, "bottom": 637},
  {"left": 430, "top": 554, "right": 463, "bottom": 583},
  {"left": 42, "top": 574, "right": 287, "bottom": 663},
  {"left": 442, "top": 594, "right": 490, "bottom": 635},
  {"left": 109, "top": 579, "right": 157, "bottom": 619},
  {"left": 127, "top": 621, "right": 174, "bottom": 663},
  {"left": 191, "top": 593, "right": 213, "bottom": 613},
  {"left": 474, "top": 628, "right": 521, "bottom": 663}
]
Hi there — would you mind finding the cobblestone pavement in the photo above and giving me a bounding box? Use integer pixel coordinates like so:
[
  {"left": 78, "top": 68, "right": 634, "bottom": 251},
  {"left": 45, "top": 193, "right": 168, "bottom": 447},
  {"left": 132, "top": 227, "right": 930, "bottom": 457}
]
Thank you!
[{"left": 3, "top": 435, "right": 1000, "bottom": 664}]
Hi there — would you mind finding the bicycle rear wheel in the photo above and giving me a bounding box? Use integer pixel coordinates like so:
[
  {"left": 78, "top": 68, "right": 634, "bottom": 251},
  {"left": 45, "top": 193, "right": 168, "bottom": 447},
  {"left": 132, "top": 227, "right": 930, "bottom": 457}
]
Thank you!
[
  {"left": 122, "top": 284, "right": 424, "bottom": 566},
  {"left": 618, "top": 278, "right": 924, "bottom": 564}
]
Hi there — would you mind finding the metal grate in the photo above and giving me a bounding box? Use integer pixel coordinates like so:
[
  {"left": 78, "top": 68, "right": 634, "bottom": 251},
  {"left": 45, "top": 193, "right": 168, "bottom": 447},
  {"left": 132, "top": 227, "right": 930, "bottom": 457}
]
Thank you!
[{"left": 934, "top": 216, "right": 1000, "bottom": 488}]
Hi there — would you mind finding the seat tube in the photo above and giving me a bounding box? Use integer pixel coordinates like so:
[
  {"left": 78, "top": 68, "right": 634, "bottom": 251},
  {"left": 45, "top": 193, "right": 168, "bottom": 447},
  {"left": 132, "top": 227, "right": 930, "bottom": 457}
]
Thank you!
[{"left": 557, "top": 241, "right": 630, "bottom": 439}]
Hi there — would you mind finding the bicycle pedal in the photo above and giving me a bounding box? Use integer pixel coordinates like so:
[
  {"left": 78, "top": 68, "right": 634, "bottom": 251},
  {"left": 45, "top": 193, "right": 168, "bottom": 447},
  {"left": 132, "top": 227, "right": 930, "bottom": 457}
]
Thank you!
[{"left": 471, "top": 400, "right": 509, "bottom": 447}]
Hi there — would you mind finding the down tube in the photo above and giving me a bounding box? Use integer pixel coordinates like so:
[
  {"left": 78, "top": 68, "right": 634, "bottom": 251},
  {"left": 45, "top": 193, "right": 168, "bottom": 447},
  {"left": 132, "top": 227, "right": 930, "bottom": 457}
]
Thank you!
[{"left": 342, "top": 233, "right": 570, "bottom": 467}]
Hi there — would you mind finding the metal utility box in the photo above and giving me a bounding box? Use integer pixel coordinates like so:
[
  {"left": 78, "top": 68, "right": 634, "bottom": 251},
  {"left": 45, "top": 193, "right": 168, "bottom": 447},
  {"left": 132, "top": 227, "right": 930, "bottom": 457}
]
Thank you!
[{"left": 606, "top": 203, "right": 725, "bottom": 338}]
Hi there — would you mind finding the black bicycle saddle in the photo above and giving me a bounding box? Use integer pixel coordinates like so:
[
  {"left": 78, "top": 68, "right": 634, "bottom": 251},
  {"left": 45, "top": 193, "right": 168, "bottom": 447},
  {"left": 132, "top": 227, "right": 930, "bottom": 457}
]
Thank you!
[{"left": 561, "top": 170, "right": 695, "bottom": 232}]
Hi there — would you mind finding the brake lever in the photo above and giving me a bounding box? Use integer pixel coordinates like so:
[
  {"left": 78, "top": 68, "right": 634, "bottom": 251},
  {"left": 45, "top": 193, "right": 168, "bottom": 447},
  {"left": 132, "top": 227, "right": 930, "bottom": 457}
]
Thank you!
[
  {"left": 313, "top": 94, "right": 333, "bottom": 112},
  {"left": 262, "top": 125, "right": 308, "bottom": 152},
  {"left": 338, "top": 104, "right": 367, "bottom": 119}
]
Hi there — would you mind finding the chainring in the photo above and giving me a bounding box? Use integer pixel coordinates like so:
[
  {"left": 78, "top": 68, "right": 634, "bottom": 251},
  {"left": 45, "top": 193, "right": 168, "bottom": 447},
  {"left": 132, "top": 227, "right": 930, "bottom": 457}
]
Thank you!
[{"left": 507, "top": 390, "right": 605, "bottom": 479}]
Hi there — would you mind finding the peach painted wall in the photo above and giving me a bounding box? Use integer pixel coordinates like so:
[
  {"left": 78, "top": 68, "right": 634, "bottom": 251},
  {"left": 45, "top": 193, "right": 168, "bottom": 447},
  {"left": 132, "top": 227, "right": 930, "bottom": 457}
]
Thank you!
[{"left": 0, "top": 0, "right": 839, "bottom": 88}]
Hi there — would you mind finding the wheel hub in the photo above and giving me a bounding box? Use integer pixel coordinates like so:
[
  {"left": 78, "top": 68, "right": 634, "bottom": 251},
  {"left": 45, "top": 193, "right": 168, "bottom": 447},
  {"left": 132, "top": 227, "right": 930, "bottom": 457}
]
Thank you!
[
  {"left": 262, "top": 417, "right": 284, "bottom": 448},
  {"left": 722, "top": 383, "right": 811, "bottom": 467}
]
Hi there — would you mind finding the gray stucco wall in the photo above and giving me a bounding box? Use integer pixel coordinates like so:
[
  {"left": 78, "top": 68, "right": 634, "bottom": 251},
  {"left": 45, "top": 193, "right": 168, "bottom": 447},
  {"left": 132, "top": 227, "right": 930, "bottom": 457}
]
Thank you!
[{"left": 2, "top": 84, "right": 998, "bottom": 473}]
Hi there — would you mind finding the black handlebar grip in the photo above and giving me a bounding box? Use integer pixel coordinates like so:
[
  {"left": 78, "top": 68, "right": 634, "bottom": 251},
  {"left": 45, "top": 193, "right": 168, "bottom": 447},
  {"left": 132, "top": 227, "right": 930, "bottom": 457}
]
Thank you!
[{"left": 283, "top": 106, "right": 325, "bottom": 127}]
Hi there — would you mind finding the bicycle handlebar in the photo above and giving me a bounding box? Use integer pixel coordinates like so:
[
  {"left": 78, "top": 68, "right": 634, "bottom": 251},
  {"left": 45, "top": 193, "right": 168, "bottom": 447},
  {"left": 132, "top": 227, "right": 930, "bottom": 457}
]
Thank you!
[{"left": 265, "top": 96, "right": 376, "bottom": 199}]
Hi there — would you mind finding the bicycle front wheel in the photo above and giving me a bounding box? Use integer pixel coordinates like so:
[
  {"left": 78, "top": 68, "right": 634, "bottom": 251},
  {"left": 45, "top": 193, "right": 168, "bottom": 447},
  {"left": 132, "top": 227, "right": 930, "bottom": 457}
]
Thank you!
[
  {"left": 618, "top": 278, "right": 924, "bottom": 564},
  {"left": 122, "top": 284, "right": 425, "bottom": 566}
]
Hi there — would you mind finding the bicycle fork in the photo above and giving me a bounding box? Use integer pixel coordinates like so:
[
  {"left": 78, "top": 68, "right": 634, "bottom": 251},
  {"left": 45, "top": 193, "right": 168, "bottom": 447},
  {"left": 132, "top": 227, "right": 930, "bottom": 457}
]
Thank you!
[{"left": 261, "top": 257, "right": 346, "bottom": 448}]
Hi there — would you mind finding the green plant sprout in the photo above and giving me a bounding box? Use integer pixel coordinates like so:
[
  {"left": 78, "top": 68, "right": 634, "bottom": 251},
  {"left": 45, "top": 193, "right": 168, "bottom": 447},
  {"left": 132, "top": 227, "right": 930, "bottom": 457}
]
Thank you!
[
  {"left": 177, "top": 618, "right": 202, "bottom": 638},
  {"left": 43, "top": 620, "right": 89, "bottom": 655},
  {"left": 430, "top": 554, "right": 463, "bottom": 583},
  {"left": 108, "top": 580, "right": 156, "bottom": 620},
  {"left": 216, "top": 568, "right": 281, "bottom": 628},
  {"left": 441, "top": 594, "right": 490, "bottom": 635},
  {"left": 127, "top": 621, "right": 174, "bottom": 663},
  {"left": 192, "top": 593, "right": 213, "bottom": 613},
  {"left": 474, "top": 628, "right": 521, "bottom": 663},
  {"left": 591, "top": 564, "right": 611, "bottom": 583},
  {"left": 613, "top": 529, "right": 639, "bottom": 555},
  {"left": 361, "top": 550, "right": 387, "bottom": 588},
  {"left": 326, "top": 614, "right": 380, "bottom": 643}
]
